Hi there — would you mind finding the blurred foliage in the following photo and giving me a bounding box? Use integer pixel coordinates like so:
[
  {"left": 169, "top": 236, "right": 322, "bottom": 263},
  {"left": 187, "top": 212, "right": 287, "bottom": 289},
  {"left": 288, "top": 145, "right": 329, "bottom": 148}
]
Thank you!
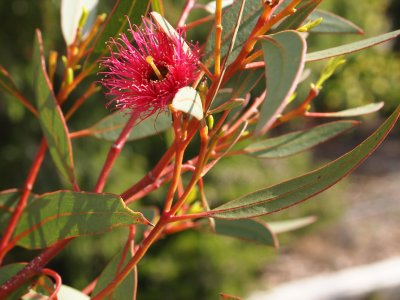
[
  {"left": 0, "top": 0, "right": 398, "bottom": 299},
  {"left": 307, "top": 0, "right": 400, "bottom": 115}
]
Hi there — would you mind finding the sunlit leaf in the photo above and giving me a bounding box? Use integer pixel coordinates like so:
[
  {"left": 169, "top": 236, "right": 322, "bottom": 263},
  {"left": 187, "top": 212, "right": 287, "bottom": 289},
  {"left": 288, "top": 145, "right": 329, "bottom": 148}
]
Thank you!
[
  {"left": 85, "top": 0, "right": 149, "bottom": 68},
  {"left": 92, "top": 248, "right": 137, "bottom": 300},
  {"left": 308, "top": 10, "right": 363, "bottom": 34},
  {"left": 61, "top": 0, "right": 99, "bottom": 45},
  {"left": 86, "top": 111, "right": 171, "bottom": 142},
  {"left": 213, "top": 219, "right": 278, "bottom": 247},
  {"left": 208, "top": 106, "right": 400, "bottom": 219},
  {"left": 33, "top": 30, "right": 76, "bottom": 185},
  {"left": 306, "top": 29, "right": 400, "bottom": 61},
  {"left": 246, "top": 121, "right": 358, "bottom": 158},
  {"left": 171, "top": 86, "right": 203, "bottom": 120},
  {"left": 306, "top": 102, "right": 384, "bottom": 118},
  {"left": 205, "top": 0, "right": 234, "bottom": 14},
  {"left": 11, "top": 191, "right": 149, "bottom": 249},
  {"left": 255, "top": 30, "right": 306, "bottom": 135}
]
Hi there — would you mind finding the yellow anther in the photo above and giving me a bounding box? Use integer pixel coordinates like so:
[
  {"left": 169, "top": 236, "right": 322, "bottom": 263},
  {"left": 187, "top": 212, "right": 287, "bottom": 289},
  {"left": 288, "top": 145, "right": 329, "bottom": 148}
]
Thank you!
[{"left": 146, "top": 56, "right": 163, "bottom": 80}]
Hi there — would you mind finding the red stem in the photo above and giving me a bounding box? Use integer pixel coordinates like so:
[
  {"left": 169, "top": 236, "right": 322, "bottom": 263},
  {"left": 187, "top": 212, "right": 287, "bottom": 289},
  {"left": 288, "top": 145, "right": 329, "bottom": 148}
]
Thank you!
[
  {"left": 94, "top": 114, "right": 137, "bottom": 192},
  {"left": 41, "top": 268, "right": 62, "bottom": 300},
  {"left": 0, "top": 138, "right": 47, "bottom": 263},
  {"left": 177, "top": 0, "right": 196, "bottom": 27}
]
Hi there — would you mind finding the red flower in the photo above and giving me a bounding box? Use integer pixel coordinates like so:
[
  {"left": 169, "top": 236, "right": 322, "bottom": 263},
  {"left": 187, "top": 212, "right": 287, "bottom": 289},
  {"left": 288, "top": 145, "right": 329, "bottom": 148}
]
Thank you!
[{"left": 100, "top": 16, "right": 200, "bottom": 119}]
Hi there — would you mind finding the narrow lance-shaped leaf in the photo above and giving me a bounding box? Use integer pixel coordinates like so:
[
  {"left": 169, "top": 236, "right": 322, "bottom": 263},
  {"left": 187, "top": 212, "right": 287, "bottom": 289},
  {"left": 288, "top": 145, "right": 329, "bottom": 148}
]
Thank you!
[
  {"left": 85, "top": 111, "right": 171, "bottom": 142},
  {"left": 33, "top": 30, "right": 76, "bottom": 185},
  {"left": 267, "top": 216, "right": 317, "bottom": 234},
  {"left": 246, "top": 121, "right": 358, "bottom": 158},
  {"left": 306, "top": 102, "right": 384, "bottom": 118},
  {"left": 208, "top": 105, "right": 400, "bottom": 219},
  {"left": 273, "top": 0, "right": 322, "bottom": 32},
  {"left": 306, "top": 29, "right": 400, "bottom": 61},
  {"left": 213, "top": 219, "right": 278, "bottom": 247},
  {"left": 255, "top": 30, "right": 306, "bottom": 135},
  {"left": 85, "top": 0, "right": 149, "bottom": 68},
  {"left": 11, "top": 191, "right": 149, "bottom": 249},
  {"left": 92, "top": 248, "right": 137, "bottom": 299},
  {"left": 307, "top": 10, "right": 363, "bottom": 34}
]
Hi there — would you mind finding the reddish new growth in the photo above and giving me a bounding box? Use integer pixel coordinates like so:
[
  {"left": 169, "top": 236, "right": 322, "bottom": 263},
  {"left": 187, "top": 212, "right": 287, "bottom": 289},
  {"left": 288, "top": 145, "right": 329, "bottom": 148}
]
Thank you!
[{"left": 101, "top": 18, "right": 200, "bottom": 118}]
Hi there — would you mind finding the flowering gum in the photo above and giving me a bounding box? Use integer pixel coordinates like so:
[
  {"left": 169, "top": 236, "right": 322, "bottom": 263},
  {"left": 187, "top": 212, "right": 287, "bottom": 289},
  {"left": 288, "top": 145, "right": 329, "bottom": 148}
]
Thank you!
[{"left": 100, "top": 16, "right": 200, "bottom": 119}]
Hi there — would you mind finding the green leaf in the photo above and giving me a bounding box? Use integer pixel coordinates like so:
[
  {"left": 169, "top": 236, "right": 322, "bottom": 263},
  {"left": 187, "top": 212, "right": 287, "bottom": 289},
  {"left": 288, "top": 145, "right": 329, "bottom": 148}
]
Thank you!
[
  {"left": 306, "top": 102, "right": 384, "bottom": 118},
  {"left": 92, "top": 248, "right": 137, "bottom": 300},
  {"left": 0, "top": 189, "right": 19, "bottom": 227},
  {"left": 208, "top": 106, "right": 400, "bottom": 219},
  {"left": 12, "top": 191, "right": 149, "bottom": 249},
  {"left": 213, "top": 219, "right": 278, "bottom": 247},
  {"left": 255, "top": 30, "right": 306, "bottom": 135},
  {"left": 33, "top": 30, "right": 76, "bottom": 184},
  {"left": 87, "top": 111, "right": 171, "bottom": 142},
  {"left": 0, "top": 263, "right": 30, "bottom": 300},
  {"left": 246, "top": 121, "right": 358, "bottom": 158},
  {"left": 308, "top": 10, "right": 363, "bottom": 34},
  {"left": 85, "top": 0, "right": 149, "bottom": 68},
  {"left": 267, "top": 216, "right": 317, "bottom": 234},
  {"left": 306, "top": 29, "right": 400, "bottom": 61},
  {"left": 273, "top": 0, "right": 322, "bottom": 32}
]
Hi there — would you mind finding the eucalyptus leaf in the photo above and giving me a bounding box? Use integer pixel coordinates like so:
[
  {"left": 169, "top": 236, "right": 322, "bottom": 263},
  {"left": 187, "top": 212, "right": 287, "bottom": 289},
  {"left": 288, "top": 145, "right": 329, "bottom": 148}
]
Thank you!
[
  {"left": 213, "top": 219, "right": 278, "bottom": 247},
  {"left": 273, "top": 0, "right": 321, "bottom": 32},
  {"left": 267, "top": 216, "right": 317, "bottom": 234},
  {"left": 307, "top": 102, "right": 384, "bottom": 118},
  {"left": 33, "top": 30, "right": 76, "bottom": 185},
  {"left": 88, "top": 111, "right": 171, "bottom": 142},
  {"left": 255, "top": 30, "right": 306, "bottom": 135},
  {"left": 306, "top": 29, "right": 400, "bottom": 61},
  {"left": 93, "top": 248, "right": 137, "bottom": 300},
  {"left": 12, "top": 191, "right": 149, "bottom": 249},
  {"left": 246, "top": 121, "right": 358, "bottom": 158},
  {"left": 308, "top": 10, "right": 363, "bottom": 34},
  {"left": 209, "top": 106, "right": 400, "bottom": 219},
  {"left": 85, "top": 0, "right": 149, "bottom": 68}
]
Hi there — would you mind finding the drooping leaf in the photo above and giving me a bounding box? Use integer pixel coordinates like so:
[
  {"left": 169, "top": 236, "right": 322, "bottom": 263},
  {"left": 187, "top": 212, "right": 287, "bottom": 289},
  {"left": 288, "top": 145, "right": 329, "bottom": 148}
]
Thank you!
[
  {"left": 33, "top": 30, "right": 76, "bottom": 185},
  {"left": 0, "top": 263, "right": 30, "bottom": 300},
  {"left": 306, "top": 102, "right": 384, "bottom": 118},
  {"left": 308, "top": 10, "right": 363, "bottom": 34},
  {"left": 267, "top": 216, "right": 317, "bottom": 234},
  {"left": 85, "top": 0, "right": 149, "bottom": 68},
  {"left": 171, "top": 86, "right": 203, "bottom": 120},
  {"left": 208, "top": 106, "right": 400, "bottom": 219},
  {"left": 306, "top": 29, "right": 400, "bottom": 61},
  {"left": 255, "top": 30, "right": 306, "bottom": 135},
  {"left": 246, "top": 121, "right": 358, "bottom": 158},
  {"left": 213, "top": 219, "right": 278, "bottom": 247},
  {"left": 92, "top": 248, "right": 137, "bottom": 300},
  {"left": 11, "top": 191, "right": 149, "bottom": 249},
  {"left": 273, "top": 0, "right": 322, "bottom": 32},
  {"left": 61, "top": 0, "right": 99, "bottom": 45},
  {"left": 86, "top": 111, "right": 171, "bottom": 142}
]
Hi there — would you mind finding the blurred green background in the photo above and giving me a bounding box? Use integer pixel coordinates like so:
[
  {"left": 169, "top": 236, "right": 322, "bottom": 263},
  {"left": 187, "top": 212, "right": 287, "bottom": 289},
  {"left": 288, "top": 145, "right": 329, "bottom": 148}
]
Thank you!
[{"left": 0, "top": 0, "right": 399, "bottom": 298}]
